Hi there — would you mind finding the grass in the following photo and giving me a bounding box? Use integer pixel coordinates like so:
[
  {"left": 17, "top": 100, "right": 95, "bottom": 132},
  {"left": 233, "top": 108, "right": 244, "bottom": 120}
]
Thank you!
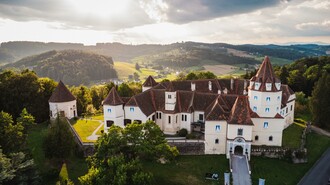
[
  {"left": 251, "top": 132, "right": 330, "bottom": 185},
  {"left": 92, "top": 114, "right": 104, "bottom": 121},
  {"left": 27, "top": 122, "right": 88, "bottom": 185},
  {"left": 254, "top": 56, "right": 292, "bottom": 66},
  {"left": 114, "top": 61, "right": 136, "bottom": 80},
  {"left": 282, "top": 123, "right": 304, "bottom": 148},
  {"left": 71, "top": 119, "right": 101, "bottom": 142},
  {"left": 143, "top": 155, "right": 229, "bottom": 185}
]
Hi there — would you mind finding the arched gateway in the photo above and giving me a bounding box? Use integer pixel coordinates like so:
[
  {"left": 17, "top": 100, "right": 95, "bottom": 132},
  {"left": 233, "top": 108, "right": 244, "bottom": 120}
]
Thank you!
[{"left": 227, "top": 137, "right": 251, "bottom": 160}]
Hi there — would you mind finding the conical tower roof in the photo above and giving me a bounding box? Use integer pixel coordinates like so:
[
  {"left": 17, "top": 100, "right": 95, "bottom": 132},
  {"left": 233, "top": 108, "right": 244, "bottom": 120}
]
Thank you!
[
  {"left": 103, "top": 87, "right": 124, "bottom": 105},
  {"left": 250, "top": 56, "right": 281, "bottom": 91},
  {"left": 49, "top": 81, "right": 76, "bottom": 103},
  {"left": 142, "top": 76, "right": 158, "bottom": 87},
  {"left": 228, "top": 96, "right": 254, "bottom": 125}
]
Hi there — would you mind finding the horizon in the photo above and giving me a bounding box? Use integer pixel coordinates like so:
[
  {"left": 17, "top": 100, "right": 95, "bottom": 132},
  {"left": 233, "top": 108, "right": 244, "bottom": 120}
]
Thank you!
[{"left": 0, "top": 0, "right": 329, "bottom": 45}]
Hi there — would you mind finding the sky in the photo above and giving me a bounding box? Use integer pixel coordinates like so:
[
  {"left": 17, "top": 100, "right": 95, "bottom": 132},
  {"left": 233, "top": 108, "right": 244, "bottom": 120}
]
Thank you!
[{"left": 0, "top": 0, "right": 329, "bottom": 45}]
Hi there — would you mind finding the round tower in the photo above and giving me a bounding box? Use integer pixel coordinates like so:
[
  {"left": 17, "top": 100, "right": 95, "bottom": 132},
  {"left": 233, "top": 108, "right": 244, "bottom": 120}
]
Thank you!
[
  {"left": 248, "top": 56, "right": 282, "bottom": 117},
  {"left": 49, "top": 81, "right": 77, "bottom": 119}
]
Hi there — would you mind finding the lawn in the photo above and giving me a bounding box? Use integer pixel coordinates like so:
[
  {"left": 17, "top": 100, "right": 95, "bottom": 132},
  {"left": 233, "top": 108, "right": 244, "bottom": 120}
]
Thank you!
[
  {"left": 27, "top": 122, "right": 88, "bottom": 185},
  {"left": 143, "top": 155, "right": 229, "bottom": 185},
  {"left": 282, "top": 123, "right": 304, "bottom": 148},
  {"left": 251, "top": 132, "right": 330, "bottom": 185},
  {"left": 71, "top": 119, "right": 101, "bottom": 142},
  {"left": 92, "top": 114, "right": 104, "bottom": 121}
]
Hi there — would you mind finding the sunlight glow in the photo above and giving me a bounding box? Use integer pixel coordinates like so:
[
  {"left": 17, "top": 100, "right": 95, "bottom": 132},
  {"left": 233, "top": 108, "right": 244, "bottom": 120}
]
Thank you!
[{"left": 68, "top": 0, "right": 130, "bottom": 18}]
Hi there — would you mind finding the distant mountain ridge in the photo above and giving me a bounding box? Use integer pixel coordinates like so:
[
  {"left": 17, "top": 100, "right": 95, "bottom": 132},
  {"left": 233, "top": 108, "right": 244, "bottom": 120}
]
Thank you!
[
  {"left": 4, "top": 50, "right": 117, "bottom": 86},
  {"left": 0, "top": 41, "right": 329, "bottom": 64}
]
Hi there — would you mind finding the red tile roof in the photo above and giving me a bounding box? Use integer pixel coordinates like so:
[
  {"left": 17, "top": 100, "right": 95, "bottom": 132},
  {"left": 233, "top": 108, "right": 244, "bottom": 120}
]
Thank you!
[
  {"left": 228, "top": 96, "right": 254, "bottom": 125},
  {"left": 103, "top": 87, "right": 124, "bottom": 105},
  {"left": 49, "top": 81, "right": 76, "bottom": 103},
  {"left": 250, "top": 56, "right": 281, "bottom": 92},
  {"left": 142, "top": 76, "right": 158, "bottom": 87}
]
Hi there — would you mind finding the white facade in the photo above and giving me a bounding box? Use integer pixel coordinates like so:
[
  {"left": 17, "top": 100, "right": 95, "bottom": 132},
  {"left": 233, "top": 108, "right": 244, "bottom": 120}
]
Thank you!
[
  {"left": 248, "top": 90, "right": 282, "bottom": 118},
  {"left": 251, "top": 118, "right": 284, "bottom": 146},
  {"left": 103, "top": 104, "right": 125, "bottom": 130},
  {"left": 49, "top": 100, "right": 77, "bottom": 119},
  {"left": 205, "top": 121, "right": 227, "bottom": 154}
]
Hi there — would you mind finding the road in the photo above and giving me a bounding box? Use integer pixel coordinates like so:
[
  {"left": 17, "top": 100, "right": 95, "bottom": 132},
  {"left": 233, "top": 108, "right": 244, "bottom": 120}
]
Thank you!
[
  {"left": 231, "top": 155, "right": 252, "bottom": 185},
  {"left": 298, "top": 148, "right": 330, "bottom": 185}
]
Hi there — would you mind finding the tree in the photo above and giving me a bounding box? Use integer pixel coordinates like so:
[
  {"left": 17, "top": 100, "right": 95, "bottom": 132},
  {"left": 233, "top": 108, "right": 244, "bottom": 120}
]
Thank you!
[
  {"left": 0, "top": 111, "right": 25, "bottom": 154},
  {"left": 72, "top": 86, "right": 92, "bottom": 115},
  {"left": 0, "top": 149, "right": 40, "bottom": 185},
  {"left": 133, "top": 72, "right": 140, "bottom": 81},
  {"left": 43, "top": 117, "right": 75, "bottom": 159},
  {"left": 135, "top": 63, "right": 140, "bottom": 71},
  {"left": 80, "top": 121, "right": 178, "bottom": 185},
  {"left": 185, "top": 72, "right": 198, "bottom": 80},
  {"left": 118, "top": 83, "right": 134, "bottom": 97},
  {"left": 57, "top": 163, "right": 74, "bottom": 185},
  {"left": 16, "top": 108, "right": 35, "bottom": 131},
  {"left": 310, "top": 72, "right": 330, "bottom": 130},
  {"left": 280, "top": 66, "right": 289, "bottom": 84}
]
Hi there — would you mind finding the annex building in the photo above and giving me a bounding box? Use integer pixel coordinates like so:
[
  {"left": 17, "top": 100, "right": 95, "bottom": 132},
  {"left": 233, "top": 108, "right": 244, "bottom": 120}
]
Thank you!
[{"left": 102, "top": 56, "right": 295, "bottom": 159}]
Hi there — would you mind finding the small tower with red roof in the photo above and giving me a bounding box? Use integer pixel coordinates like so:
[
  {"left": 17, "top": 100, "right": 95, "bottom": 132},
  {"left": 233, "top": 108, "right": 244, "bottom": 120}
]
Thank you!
[
  {"left": 49, "top": 81, "right": 77, "bottom": 119},
  {"left": 103, "top": 87, "right": 125, "bottom": 130}
]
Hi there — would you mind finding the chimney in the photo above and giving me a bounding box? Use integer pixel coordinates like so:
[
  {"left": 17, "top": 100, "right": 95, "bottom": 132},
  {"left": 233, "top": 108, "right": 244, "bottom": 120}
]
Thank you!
[
  {"left": 191, "top": 82, "right": 196, "bottom": 91},
  {"left": 230, "top": 79, "right": 234, "bottom": 90},
  {"left": 218, "top": 90, "right": 221, "bottom": 94},
  {"left": 208, "top": 81, "right": 212, "bottom": 91},
  {"left": 243, "top": 80, "right": 247, "bottom": 95}
]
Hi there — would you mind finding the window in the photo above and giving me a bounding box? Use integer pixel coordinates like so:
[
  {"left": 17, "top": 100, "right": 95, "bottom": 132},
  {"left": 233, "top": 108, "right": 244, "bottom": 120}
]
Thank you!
[
  {"left": 106, "top": 120, "right": 114, "bottom": 127},
  {"left": 159, "top": 112, "right": 162, "bottom": 119},
  {"left": 215, "top": 139, "right": 219, "bottom": 144},
  {"left": 263, "top": 122, "right": 269, "bottom": 128},
  {"left": 266, "top": 97, "right": 270, "bottom": 101},
  {"left": 199, "top": 114, "right": 204, "bottom": 121},
  {"left": 269, "top": 136, "right": 273, "bottom": 141},
  {"left": 290, "top": 105, "right": 293, "bottom": 111},
  {"left": 254, "top": 96, "right": 258, "bottom": 100},
  {"left": 276, "top": 107, "right": 279, "bottom": 111},
  {"left": 265, "top": 108, "right": 270, "bottom": 112},
  {"left": 152, "top": 115, "right": 155, "bottom": 121},
  {"left": 286, "top": 107, "right": 288, "bottom": 113},
  {"left": 215, "top": 125, "right": 221, "bottom": 132},
  {"left": 168, "top": 94, "right": 172, "bottom": 99},
  {"left": 237, "top": 128, "right": 243, "bottom": 136},
  {"left": 176, "top": 115, "right": 178, "bottom": 123},
  {"left": 255, "top": 135, "right": 259, "bottom": 141},
  {"left": 181, "top": 114, "right": 187, "bottom": 121},
  {"left": 253, "top": 106, "right": 257, "bottom": 111},
  {"left": 50, "top": 111, "right": 52, "bottom": 117},
  {"left": 107, "top": 108, "right": 111, "bottom": 113},
  {"left": 277, "top": 96, "right": 280, "bottom": 101},
  {"left": 130, "top": 107, "right": 134, "bottom": 112},
  {"left": 124, "top": 119, "right": 131, "bottom": 126},
  {"left": 168, "top": 116, "right": 171, "bottom": 124}
]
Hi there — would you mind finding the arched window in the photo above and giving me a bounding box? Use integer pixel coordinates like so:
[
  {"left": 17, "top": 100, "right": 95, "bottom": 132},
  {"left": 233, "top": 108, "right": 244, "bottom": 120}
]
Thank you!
[
  {"left": 255, "top": 135, "right": 259, "bottom": 141},
  {"left": 269, "top": 136, "right": 273, "bottom": 141}
]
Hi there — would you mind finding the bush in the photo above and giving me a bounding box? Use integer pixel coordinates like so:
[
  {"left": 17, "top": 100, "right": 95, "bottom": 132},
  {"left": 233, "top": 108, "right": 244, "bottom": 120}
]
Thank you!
[
  {"left": 186, "top": 133, "right": 197, "bottom": 139},
  {"left": 177, "top": 129, "right": 188, "bottom": 137},
  {"left": 57, "top": 163, "right": 74, "bottom": 185}
]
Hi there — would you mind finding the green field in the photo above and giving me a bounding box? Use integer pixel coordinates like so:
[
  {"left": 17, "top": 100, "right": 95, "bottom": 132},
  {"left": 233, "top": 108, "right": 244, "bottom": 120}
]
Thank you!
[
  {"left": 254, "top": 56, "right": 292, "bottom": 66},
  {"left": 144, "top": 155, "right": 229, "bottom": 185},
  {"left": 282, "top": 123, "right": 304, "bottom": 148},
  {"left": 251, "top": 131, "right": 330, "bottom": 185},
  {"left": 71, "top": 119, "right": 101, "bottom": 142}
]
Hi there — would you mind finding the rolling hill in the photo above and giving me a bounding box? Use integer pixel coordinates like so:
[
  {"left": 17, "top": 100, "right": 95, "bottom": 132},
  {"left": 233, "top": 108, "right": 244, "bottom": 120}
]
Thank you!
[{"left": 4, "top": 50, "right": 117, "bottom": 86}]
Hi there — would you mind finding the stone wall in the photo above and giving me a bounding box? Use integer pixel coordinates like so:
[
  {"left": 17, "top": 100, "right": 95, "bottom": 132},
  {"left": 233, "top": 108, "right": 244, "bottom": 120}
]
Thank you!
[{"left": 168, "top": 142, "right": 205, "bottom": 155}]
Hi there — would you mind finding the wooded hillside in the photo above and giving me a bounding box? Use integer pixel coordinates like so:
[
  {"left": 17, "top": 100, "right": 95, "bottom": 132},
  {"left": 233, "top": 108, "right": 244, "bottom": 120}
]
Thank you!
[{"left": 5, "top": 50, "right": 117, "bottom": 86}]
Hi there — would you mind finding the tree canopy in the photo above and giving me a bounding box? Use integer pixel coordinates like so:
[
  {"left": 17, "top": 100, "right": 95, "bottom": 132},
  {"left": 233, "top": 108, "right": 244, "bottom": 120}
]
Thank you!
[{"left": 79, "top": 121, "right": 178, "bottom": 185}]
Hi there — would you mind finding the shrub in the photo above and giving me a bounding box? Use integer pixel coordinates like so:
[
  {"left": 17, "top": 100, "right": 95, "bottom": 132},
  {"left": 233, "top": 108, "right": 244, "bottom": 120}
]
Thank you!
[{"left": 178, "top": 128, "right": 188, "bottom": 137}]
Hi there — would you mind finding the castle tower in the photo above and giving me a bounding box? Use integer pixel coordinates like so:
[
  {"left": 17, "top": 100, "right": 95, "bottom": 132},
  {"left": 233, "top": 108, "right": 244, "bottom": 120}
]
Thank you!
[
  {"left": 103, "top": 87, "right": 125, "bottom": 130},
  {"left": 49, "top": 81, "right": 77, "bottom": 119},
  {"left": 248, "top": 56, "right": 282, "bottom": 117},
  {"left": 142, "top": 76, "right": 158, "bottom": 92}
]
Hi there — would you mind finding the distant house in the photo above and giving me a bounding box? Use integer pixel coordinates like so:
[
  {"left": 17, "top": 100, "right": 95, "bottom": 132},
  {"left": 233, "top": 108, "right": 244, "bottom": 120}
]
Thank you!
[
  {"left": 49, "top": 81, "right": 77, "bottom": 119},
  {"left": 103, "top": 56, "right": 295, "bottom": 160}
]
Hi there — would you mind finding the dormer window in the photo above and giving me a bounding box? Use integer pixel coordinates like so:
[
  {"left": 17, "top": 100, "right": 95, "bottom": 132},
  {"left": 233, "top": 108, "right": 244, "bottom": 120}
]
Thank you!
[
  {"left": 223, "top": 88, "right": 228, "bottom": 94},
  {"left": 266, "top": 83, "right": 272, "bottom": 91},
  {"left": 254, "top": 82, "right": 260, "bottom": 90},
  {"left": 168, "top": 95, "right": 172, "bottom": 99},
  {"left": 275, "top": 82, "right": 281, "bottom": 90}
]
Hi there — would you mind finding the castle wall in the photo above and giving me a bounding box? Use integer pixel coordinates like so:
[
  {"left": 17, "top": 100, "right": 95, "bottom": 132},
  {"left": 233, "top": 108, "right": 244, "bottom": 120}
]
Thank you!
[
  {"left": 251, "top": 118, "right": 284, "bottom": 146},
  {"left": 49, "top": 100, "right": 77, "bottom": 119},
  {"left": 204, "top": 120, "right": 227, "bottom": 154}
]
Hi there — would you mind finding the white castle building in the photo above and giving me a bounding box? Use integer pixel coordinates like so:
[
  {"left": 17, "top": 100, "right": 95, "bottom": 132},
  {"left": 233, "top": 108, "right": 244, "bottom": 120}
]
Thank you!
[
  {"left": 49, "top": 80, "right": 77, "bottom": 119},
  {"left": 103, "top": 56, "right": 295, "bottom": 159}
]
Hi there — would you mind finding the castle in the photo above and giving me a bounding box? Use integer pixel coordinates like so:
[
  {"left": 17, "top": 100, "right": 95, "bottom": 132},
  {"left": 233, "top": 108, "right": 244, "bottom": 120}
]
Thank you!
[
  {"left": 49, "top": 56, "right": 295, "bottom": 160},
  {"left": 102, "top": 56, "right": 295, "bottom": 159}
]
